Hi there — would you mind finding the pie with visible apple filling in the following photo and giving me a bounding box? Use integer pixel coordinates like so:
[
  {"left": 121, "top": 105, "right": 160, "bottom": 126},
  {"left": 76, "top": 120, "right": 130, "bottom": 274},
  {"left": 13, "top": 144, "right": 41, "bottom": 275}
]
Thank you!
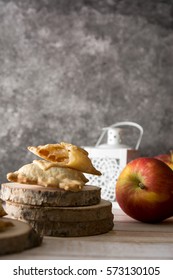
[
  {"left": 6, "top": 142, "right": 101, "bottom": 191},
  {"left": 28, "top": 142, "right": 101, "bottom": 175}
]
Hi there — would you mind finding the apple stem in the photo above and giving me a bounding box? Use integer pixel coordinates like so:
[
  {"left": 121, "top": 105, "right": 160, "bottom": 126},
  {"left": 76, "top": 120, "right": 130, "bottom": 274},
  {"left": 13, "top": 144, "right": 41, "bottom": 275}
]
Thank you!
[
  {"left": 170, "top": 150, "right": 173, "bottom": 162},
  {"left": 139, "top": 182, "right": 145, "bottom": 189}
]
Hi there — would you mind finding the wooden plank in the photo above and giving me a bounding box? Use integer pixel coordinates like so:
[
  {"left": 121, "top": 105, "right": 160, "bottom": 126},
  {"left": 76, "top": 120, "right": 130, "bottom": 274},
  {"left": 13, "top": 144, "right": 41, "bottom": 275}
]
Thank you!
[
  {"left": 1, "top": 207, "right": 173, "bottom": 259},
  {"left": 0, "top": 235, "right": 173, "bottom": 260},
  {"left": 113, "top": 207, "right": 173, "bottom": 233}
]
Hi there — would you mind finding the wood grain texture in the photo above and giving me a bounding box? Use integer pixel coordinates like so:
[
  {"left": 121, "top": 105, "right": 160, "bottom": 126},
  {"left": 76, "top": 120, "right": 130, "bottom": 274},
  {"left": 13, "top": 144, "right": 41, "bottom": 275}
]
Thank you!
[
  {"left": 1, "top": 183, "right": 101, "bottom": 207},
  {"left": 0, "top": 207, "right": 173, "bottom": 259},
  {"left": 5, "top": 199, "right": 112, "bottom": 222},
  {"left": 28, "top": 216, "right": 114, "bottom": 237},
  {"left": 5, "top": 200, "right": 114, "bottom": 237},
  {"left": 0, "top": 218, "right": 42, "bottom": 255}
]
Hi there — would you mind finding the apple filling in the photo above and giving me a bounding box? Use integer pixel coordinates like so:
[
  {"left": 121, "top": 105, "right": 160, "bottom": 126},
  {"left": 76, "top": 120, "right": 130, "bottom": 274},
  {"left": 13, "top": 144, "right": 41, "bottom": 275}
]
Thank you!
[
  {"left": 28, "top": 142, "right": 101, "bottom": 175},
  {"left": 7, "top": 142, "right": 101, "bottom": 192},
  {"left": 28, "top": 144, "right": 69, "bottom": 164}
]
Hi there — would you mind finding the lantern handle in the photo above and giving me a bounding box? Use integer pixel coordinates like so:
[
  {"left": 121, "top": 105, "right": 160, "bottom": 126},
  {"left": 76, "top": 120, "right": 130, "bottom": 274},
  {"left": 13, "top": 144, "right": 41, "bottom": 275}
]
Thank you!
[{"left": 95, "top": 121, "right": 143, "bottom": 150}]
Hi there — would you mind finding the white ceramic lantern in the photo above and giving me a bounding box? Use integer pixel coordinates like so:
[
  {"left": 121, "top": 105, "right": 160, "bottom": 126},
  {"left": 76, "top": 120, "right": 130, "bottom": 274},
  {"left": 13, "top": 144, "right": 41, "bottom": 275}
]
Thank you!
[{"left": 84, "top": 122, "right": 143, "bottom": 201}]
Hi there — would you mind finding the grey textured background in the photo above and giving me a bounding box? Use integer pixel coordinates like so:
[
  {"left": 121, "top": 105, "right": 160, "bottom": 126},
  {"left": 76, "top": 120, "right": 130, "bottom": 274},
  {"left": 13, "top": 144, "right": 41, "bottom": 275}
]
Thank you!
[{"left": 0, "top": 0, "right": 173, "bottom": 185}]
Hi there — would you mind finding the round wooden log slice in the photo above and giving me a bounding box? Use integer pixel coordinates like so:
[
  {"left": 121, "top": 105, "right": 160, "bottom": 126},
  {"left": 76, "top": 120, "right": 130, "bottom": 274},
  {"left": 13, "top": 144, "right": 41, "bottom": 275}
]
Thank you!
[
  {"left": 29, "top": 217, "right": 114, "bottom": 237},
  {"left": 1, "top": 183, "right": 101, "bottom": 207},
  {"left": 0, "top": 218, "right": 42, "bottom": 255},
  {"left": 5, "top": 199, "right": 113, "bottom": 223}
]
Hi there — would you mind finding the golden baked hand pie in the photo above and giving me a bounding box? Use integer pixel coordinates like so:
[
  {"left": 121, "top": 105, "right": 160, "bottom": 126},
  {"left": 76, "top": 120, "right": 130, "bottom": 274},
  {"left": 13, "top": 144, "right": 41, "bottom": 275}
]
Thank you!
[
  {"left": 28, "top": 142, "right": 101, "bottom": 176},
  {"left": 0, "top": 200, "right": 7, "bottom": 217},
  {"left": 7, "top": 162, "right": 88, "bottom": 191}
]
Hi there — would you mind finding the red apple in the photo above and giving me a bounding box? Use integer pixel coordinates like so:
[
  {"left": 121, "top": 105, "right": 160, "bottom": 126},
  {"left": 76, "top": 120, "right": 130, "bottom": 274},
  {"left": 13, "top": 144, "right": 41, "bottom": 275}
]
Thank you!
[
  {"left": 155, "top": 150, "right": 173, "bottom": 171},
  {"left": 116, "top": 157, "right": 173, "bottom": 223}
]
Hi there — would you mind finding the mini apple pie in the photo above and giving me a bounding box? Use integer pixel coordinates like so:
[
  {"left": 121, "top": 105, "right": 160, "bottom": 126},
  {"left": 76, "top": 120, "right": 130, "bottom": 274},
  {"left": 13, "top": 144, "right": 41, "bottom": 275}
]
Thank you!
[
  {"left": 28, "top": 142, "right": 101, "bottom": 175},
  {"left": 7, "top": 161, "right": 89, "bottom": 191}
]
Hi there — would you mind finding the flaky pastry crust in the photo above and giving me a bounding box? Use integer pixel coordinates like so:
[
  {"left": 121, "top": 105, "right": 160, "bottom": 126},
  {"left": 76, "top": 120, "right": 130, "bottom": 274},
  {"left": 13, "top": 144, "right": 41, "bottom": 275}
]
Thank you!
[
  {"left": 7, "top": 162, "right": 89, "bottom": 191},
  {"left": 28, "top": 142, "right": 101, "bottom": 176}
]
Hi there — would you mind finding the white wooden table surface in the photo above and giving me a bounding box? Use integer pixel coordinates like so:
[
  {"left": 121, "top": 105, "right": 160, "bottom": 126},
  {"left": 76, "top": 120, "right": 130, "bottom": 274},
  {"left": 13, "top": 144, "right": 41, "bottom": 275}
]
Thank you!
[{"left": 1, "top": 205, "right": 173, "bottom": 260}]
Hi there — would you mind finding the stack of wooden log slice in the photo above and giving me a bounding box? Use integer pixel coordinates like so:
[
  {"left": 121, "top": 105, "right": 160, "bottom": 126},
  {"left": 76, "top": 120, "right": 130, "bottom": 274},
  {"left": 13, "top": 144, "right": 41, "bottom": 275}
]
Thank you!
[{"left": 1, "top": 183, "right": 114, "bottom": 237}]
